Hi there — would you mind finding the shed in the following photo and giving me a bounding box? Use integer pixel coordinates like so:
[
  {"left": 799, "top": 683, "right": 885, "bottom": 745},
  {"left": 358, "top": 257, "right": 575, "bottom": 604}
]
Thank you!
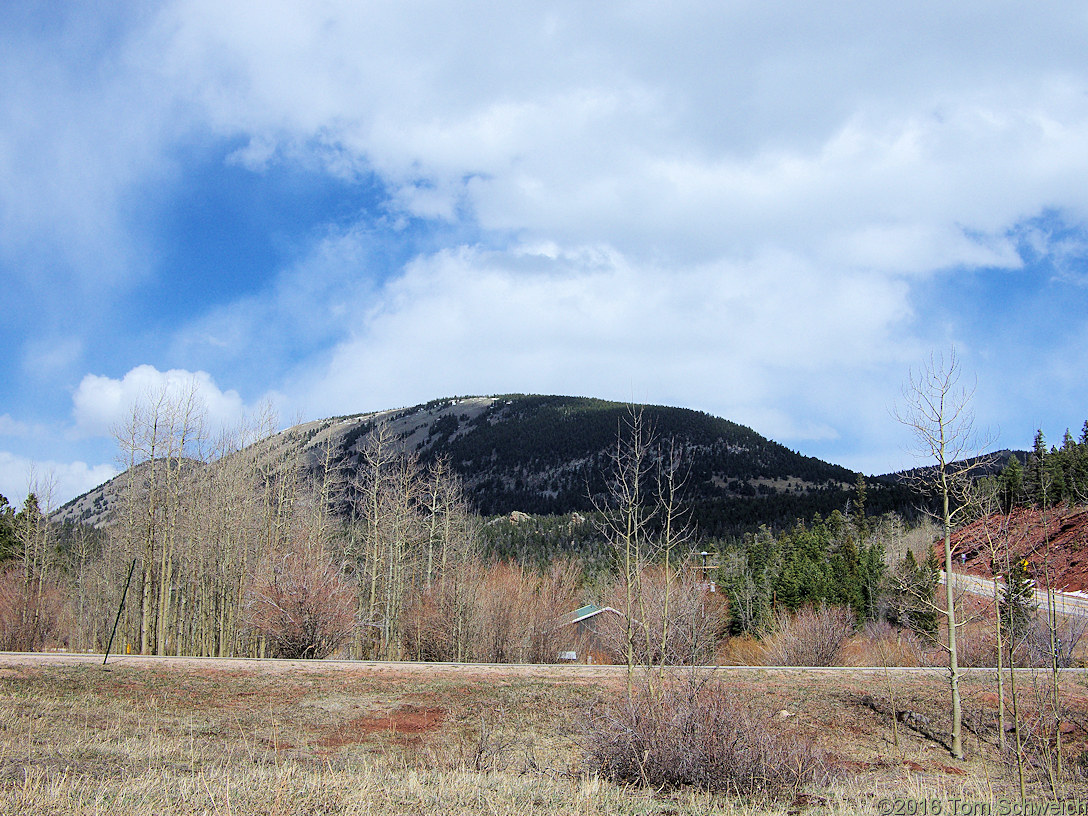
[{"left": 555, "top": 603, "right": 624, "bottom": 664}]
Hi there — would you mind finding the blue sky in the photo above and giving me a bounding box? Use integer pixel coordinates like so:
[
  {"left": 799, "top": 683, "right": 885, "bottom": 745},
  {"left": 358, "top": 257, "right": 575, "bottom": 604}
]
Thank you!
[{"left": 3, "top": 1, "right": 1088, "bottom": 507}]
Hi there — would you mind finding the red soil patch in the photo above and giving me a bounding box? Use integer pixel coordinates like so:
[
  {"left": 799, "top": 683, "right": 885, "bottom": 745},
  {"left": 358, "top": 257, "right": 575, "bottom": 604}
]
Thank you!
[
  {"left": 951, "top": 506, "right": 1088, "bottom": 590},
  {"left": 316, "top": 705, "right": 445, "bottom": 748}
]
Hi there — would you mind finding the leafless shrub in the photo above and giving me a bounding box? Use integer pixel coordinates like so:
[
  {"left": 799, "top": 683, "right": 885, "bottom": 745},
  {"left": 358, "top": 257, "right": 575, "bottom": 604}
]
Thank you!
[
  {"left": 585, "top": 675, "right": 829, "bottom": 798},
  {"left": 1026, "top": 613, "right": 1088, "bottom": 669},
  {"left": 955, "top": 618, "right": 1000, "bottom": 668},
  {"left": 763, "top": 604, "right": 855, "bottom": 667},
  {"left": 401, "top": 571, "right": 471, "bottom": 662},
  {"left": 469, "top": 560, "right": 581, "bottom": 663},
  {"left": 460, "top": 709, "right": 520, "bottom": 772},
  {"left": 717, "top": 634, "right": 768, "bottom": 666},
  {"left": 244, "top": 540, "right": 356, "bottom": 659},
  {"left": 0, "top": 566, "right": 64, "bottom": 651},
  {"left": 1002, "top": 693, "right": 1065, "bottom": 791},
  {"left": 401, "top": 558, "right": 584, "bottom": 664},
  {"left": 841, "top": 620, "right": 927, "bottom": 668}
]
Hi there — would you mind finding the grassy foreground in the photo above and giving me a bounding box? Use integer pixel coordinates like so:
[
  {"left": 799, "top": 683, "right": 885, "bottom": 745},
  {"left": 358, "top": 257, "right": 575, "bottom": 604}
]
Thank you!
[{"left": 1, "top": 656, "right": 1087, "bottom": 814}]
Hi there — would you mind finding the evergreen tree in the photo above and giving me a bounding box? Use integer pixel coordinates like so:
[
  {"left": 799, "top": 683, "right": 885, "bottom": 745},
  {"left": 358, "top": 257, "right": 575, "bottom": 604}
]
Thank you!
[
  {"left": 1057, "top": 428, "right": 1085, "bottom": 503},
  {"left": 1032, "top": 430, "right": 1046, "bottom": 490},
  {"left": 858, "top": 537, "right": 887, "bottom": 619},
  {"left": 916, "top": 547, "right": 941, "bottom": 635},
  {"left": 773, "top": 518, "right": 836, "bottom": 610},
  {"left": 1026, "top": 430, "right": 1049, "bottom": 506},
  {"left": 891, "top": 549, "right": 938, "bottom": 637},
  {"left": 851, "top": 474, "right": 870, "bottom": 541},
  {"left": 999, "top": 455, "right": 1024, "bottom": 512},
  {"left": 831, "top": 528, "right": 864, "bottom": 618},
  {"left": 0, "top": 494, "right": 15, "bottom": 563},
  {"left": 1045, "top": 445, "right": 1068, "bottom": 506},
  {"left": 720, "top": 552, "right": 770, "bottom": 636},
  {"left": 1074, "top": 422, "right": 1088, "bottom": 501},
  {"left": 1062, "top": 428, "right": 1076, "bottom": 452}
]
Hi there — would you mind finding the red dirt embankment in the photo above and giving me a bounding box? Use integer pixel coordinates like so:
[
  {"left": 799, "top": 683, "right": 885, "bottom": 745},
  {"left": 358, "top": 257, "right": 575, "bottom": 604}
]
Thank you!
[{"left": 951, "top": 505, "right": 1088, "bottom": 591}]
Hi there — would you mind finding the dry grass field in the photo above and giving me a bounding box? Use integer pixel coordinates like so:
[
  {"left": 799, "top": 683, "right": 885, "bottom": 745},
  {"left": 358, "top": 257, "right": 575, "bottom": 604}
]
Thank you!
[{"left": 2, "top": 654, "right": 1088, "bottom": 815}]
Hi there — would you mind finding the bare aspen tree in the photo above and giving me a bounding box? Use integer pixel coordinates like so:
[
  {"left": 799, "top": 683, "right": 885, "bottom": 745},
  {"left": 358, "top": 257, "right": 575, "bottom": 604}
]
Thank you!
[
  {"left": 199, "top": 424, "right": 263, "bottom": 657},
  {"left": 382, "top": 452, "right": 425, "bottom": 660},
  {"left": 346, "top": 423, "right": 441, "bottom": 660},
  {"left": 430, "top": 465, "right": 478, "bottom": 662},
  {"left": 108, "top": 386, "right": 296, "bottom": 657},
  {"left": 594, "top": 408, "right": 655, "bottom": 692},
  {"left": 111, "top": 381, "right": 208, "bottom": 655},
  {"left": 962, "top": 480, "right": 1013, "bottom": 751},
  {"left": 112, "top": 402, "right": 145, "bottom": 653},
  {"left": 112, "top": 391, "right": 164, "bottom": 655},
  {"left": 10, "top": 477, "right": 60, "bottom": 650},
  {"left": 407, "top": 458, "right": 478, "bottom": 660},
  {"left": 157, "top": 387, "right": 205, "bottom": 655},
  {"left": 895, "top": 349, "right": 989, "bottom": 760},
  {"left": 594, "top": 408, "right": 698, "bottom": 693},
  {"left": 137, "top": 389, "right": 165, "bottom": 654},
  {"left": 1035, "top": 494, "right": 1064, "bottom": 795},
  {"left": 68, "top": 520, "right": 96, "bottom": 651},
  {"left": 653, "top": 438, "right": 691, "bottom": 679},
  {"left": 349, "top": 422, "right": 397, "bottom": 658}
]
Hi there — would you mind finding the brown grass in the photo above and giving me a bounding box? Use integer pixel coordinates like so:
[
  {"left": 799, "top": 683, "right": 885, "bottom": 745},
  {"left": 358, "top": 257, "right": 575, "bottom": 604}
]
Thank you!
[
  {"left": 1, "top": 655, "right": 1087, "bottom": 813},
  {"left": 718, "top": 634, "right": 768, "bottom": 666}
]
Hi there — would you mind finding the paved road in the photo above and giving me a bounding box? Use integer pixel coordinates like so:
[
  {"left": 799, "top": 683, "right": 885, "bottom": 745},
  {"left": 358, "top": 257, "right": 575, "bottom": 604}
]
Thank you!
[
  {"left": 1, "top": 651, "right": 1086, "bottom": 674},
  {"left": 942, "top": 570, "right": 1088, "bottom": 620}
]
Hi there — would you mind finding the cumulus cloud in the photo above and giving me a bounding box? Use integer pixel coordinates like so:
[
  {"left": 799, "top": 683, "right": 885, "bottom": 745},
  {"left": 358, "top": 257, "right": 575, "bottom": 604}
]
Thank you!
[
  {"left": 10, "top": 2, "right": 1088, "bottom": 292},
  {"left": 283, "top": 240, "right": 914, "bottom": 450},
  {"left": 71, "top": 365, "right": 247, "bottom": 438}
]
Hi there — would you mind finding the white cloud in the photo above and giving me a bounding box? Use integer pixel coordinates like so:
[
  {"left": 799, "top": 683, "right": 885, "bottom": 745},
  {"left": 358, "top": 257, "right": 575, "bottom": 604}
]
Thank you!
[
  {"left": 9, "top": 2, "right": 1088, "bottom": 292},
  {"left": 128, "top": 0, "right": 1088, "bottom": 275},
  {"left": 8, "top": 2, "right": 1088, "bottom": 297},
  {"left": 71, "top": 365, "right": 247, "bottom": 439},
  {"left": 6, "top": 0, "right": 1088, "bottom": 479},
  {"left": 0, "top": 451, "right": 117, "bottom": 510},
  {"left": 284, "top": 241, "right": 915, "bottom": 450}
]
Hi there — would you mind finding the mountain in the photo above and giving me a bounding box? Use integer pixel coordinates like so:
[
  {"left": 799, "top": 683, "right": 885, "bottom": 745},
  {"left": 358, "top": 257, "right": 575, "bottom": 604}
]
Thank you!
[
  {"left": 57, "top": 394, "right": 874, "bottom": 538},
  {"left": 872, "top": 449, "right": 1027, "bottom": 487}
]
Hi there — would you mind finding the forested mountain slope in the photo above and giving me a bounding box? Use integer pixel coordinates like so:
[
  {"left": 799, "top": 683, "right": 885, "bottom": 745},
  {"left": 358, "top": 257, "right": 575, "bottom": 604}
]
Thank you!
[{"left": 58, "top": 394, "right": 891, "bottom": 537}]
